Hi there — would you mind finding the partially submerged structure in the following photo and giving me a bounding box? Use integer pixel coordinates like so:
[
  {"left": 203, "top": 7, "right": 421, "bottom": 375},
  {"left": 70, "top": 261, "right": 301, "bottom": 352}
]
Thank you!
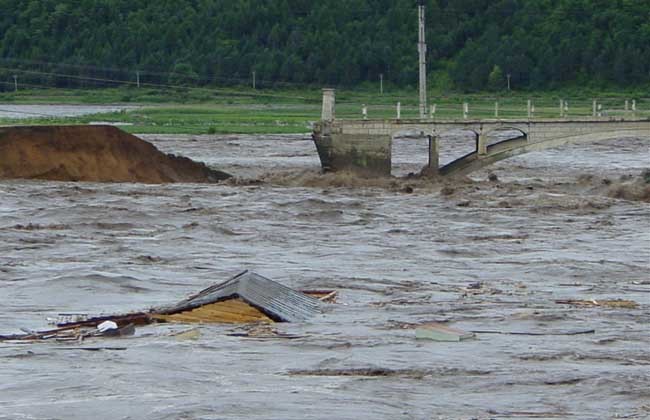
[
  {"left": 153, "top": 271, "right": 325, "bottom": 323},
  {"left": 0, "top": 271, "right": 332, "bottom": 342}
]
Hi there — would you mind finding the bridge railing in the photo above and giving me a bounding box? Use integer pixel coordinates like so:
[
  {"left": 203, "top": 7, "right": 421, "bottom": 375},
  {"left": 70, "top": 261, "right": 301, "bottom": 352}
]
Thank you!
[{"left": 331, "top": 93, "right": 650, "bottom": 121}]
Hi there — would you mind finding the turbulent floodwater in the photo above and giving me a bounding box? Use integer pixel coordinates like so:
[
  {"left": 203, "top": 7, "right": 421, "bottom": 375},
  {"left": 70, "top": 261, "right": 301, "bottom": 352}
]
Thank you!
[{"left": 1, "top": 127, "right": 649, "bottom": 419}]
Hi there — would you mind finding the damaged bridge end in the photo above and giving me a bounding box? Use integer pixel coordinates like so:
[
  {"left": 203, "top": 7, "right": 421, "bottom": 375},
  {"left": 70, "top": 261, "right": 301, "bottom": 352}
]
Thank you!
[{"left": 313, "top": 88, "right": 392, "bottom": 177}]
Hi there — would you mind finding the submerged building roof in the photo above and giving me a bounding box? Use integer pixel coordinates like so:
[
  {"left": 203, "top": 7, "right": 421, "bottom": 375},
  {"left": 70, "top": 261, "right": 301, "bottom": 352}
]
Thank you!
[{"left": 156, "top": 271, "right": 323, "bottom": 323}]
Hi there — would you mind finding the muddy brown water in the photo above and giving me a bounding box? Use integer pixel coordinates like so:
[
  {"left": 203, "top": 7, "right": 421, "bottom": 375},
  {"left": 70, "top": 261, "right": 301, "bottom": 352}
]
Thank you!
[{"left": 1, "top": 128, "right": 649, "bottom": 419}]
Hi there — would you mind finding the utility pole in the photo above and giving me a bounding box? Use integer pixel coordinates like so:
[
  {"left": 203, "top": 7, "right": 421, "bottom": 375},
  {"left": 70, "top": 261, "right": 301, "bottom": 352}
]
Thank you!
[
  {"left": 13, "top": 75, "right": 18, "bottom": 92},
  {"left": 252, "top": 71, "right": 256, "bottom": 89},
  {"left": 380, "top": 73, "right": 384, "bottom": 95},
  {"left": 418, "top": 0, "right": 427, "bottom": 119}
]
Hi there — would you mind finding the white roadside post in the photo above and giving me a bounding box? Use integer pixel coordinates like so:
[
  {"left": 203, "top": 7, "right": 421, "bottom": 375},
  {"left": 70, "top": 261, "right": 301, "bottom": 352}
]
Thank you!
[
  {"left": 321, "top": 88, "right": 336, "bottom": 121},
  {"left": 593, "top": 100, "right": 597, "bottom": 117}
]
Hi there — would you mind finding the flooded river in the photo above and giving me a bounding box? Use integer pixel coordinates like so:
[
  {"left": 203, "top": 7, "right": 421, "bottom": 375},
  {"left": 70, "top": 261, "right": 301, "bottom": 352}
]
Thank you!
[{"left": 1, "top": 129, "right": 649, "bottom": 419}]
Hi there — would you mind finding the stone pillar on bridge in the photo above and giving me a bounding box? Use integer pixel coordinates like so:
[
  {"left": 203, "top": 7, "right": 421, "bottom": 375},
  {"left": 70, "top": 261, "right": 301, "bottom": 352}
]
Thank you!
[{"left": 321, "top": 88, "right": 336, "bottom": 121}]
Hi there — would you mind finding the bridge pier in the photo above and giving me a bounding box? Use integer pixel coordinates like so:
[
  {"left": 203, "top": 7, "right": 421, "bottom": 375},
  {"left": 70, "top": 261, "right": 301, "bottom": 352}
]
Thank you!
[
  {"left": 477, "top": 133, "right": 488, "bottom": 156},
  {"left": 312, "top": 124, "right": 392, "bottom": 177},
  {"left": 420, "top": 135, "right": 440, "bottom": 177}
]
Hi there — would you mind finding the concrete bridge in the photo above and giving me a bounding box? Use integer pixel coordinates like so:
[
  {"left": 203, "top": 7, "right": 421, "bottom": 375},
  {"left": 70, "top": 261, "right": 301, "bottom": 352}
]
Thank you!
[{"left": 312, "top": 90, "right": 650, "bottom": 177}]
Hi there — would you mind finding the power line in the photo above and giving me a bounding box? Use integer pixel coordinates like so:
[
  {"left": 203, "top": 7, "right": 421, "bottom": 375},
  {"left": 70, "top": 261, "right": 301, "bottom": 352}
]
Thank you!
[
  {"left": 0, "top": 57, "right": 324, "bottom": 90},
  {"left": 0, "top": 66, "right": 320, "bottom": 102}
]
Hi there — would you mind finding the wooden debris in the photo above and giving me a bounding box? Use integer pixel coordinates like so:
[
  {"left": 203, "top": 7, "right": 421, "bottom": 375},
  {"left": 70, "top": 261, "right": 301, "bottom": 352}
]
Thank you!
[
  {"left": 226, "top": 323, "right": 304, "bottom": 339},
  {"left": 555, "top": 299, "right": 639, "bottom": 309},
  {"left": 415, "top": 322, "right": 475, "bottom": 342},
  {"left": 304, "top": 290, "right": 338, "bottom": 303},
  {"left": 471, "top": 329, "right": 595, "bottom": 336},
  {"left": 169, "top": 328, "right": 201, "bottom": 341},
  {"left": 56, "top": 347, "right": 128, "bottom": 352}
]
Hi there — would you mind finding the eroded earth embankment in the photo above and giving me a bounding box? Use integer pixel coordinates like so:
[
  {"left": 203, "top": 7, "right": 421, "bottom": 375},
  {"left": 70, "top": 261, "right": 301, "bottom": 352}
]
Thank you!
[{"left": 0, "top": 125, "right": 231, "bottom": 183}]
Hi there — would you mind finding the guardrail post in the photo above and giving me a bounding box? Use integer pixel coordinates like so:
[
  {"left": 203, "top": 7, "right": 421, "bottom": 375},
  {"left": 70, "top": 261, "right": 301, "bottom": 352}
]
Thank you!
[
  {"left": 592, "top": 100, "right": 597, "bottom": 117},
  {"left": 527, "top": 100, "right": 532, "bottom": 119},
  {"left": 560, "top": 99, "right": 564, "bottom": 117},
  {"left": 430, "top": 104, "right": 437, "bottom": 119},
  {"left": 396, "top": 102, "right": 401, "bottom": 120},
  {"left": 495, "top": 101, "right": 499, "bottom": 118},
  {"left": 362, "top": 104, "right": 368, "bottom": 120},
  {"left": 463, "top": 103, "right": 469, "bottom": 119}
]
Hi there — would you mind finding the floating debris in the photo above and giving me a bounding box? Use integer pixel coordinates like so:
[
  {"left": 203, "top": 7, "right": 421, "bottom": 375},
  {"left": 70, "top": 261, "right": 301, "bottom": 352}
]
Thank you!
[
  {"left": 555, "top": 299, "right": 639, "bottom": 309},
  {"left": 471, "top": 329, "right": 595, "bottom": 336},
  {"left": 226, "top": 323, "right": 305, "bottom": 340},
  {"left": 169, "top": 328, "right": 201, "bottom": 341},
  {"left": 415, "top": 322, "right": 475, "bottom": 342},
  {"left": 0, "top": 271, "right": 331, "bottom": 342}
]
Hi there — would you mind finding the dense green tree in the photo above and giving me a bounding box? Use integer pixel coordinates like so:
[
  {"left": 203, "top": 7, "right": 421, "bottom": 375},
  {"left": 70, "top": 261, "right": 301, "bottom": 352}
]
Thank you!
[
  {"left": 488, "top": 65, "right": 504, "bottom": 91},
  {"left": 0, "top": 0, "right": 648, "bottom": 92}
]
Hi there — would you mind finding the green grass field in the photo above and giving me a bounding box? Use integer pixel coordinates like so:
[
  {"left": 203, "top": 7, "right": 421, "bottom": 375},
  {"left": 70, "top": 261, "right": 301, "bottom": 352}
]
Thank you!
[{"left": 0, "top": 86, "right": 647, "bottom": 134}]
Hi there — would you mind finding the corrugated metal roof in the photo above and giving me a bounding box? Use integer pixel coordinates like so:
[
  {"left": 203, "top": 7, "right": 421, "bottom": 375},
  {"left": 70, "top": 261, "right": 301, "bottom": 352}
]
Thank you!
[{"left": 156, "top": 271, "right": 322, "bottom": 323}]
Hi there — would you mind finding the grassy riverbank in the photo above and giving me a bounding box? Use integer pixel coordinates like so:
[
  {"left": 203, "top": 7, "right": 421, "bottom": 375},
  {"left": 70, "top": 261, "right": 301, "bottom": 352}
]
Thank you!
[{"left": 0, "top": 86, "right": 648, "bottom": 134}]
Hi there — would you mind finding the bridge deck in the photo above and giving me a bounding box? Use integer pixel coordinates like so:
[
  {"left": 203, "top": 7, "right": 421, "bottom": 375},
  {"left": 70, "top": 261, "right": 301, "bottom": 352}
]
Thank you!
[{"left": 313, "top": 117, "right": 650, "bottom": 177}]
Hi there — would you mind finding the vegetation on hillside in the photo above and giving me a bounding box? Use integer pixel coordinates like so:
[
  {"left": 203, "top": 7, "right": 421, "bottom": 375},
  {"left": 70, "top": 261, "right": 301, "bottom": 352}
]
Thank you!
[{"left": 0, "top": 0, "right": 649, "bottom": 92}]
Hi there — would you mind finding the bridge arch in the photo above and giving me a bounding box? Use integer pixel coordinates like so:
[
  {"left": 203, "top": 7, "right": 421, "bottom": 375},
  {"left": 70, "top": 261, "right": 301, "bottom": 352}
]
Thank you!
[
  {"left": 484, "top": 126, "right": 528, "bottom": 139},
  {"left": 390, "top": 129, "right": 434, "bottom": 176},
  {"left": 439, "top": 129, "right": 650, "bottom": 177}
]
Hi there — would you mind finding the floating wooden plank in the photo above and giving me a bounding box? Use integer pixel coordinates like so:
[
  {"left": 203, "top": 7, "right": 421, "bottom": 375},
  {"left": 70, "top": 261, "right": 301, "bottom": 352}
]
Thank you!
[
  {"left": 555, "top": 299, "right": 639, "bottom": 309},
  {"left": 415, "top": 322, "right": 475, "bottom": 342}
]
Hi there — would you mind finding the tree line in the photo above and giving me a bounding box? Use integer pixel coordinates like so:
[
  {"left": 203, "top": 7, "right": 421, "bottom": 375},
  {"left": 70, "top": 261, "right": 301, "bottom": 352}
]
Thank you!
[{"left": 0, "top": 0, "right": 648, "bottom": 92}]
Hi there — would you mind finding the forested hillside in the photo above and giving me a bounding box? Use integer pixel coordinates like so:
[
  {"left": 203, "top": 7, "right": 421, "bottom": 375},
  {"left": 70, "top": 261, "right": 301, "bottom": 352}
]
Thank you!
[{"left": 1, "top": 0, "right": 649, "bottom": 91}]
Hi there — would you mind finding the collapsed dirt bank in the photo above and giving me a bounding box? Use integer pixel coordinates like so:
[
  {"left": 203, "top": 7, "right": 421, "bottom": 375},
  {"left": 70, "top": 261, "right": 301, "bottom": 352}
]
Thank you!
[{"left": 0, "top": 125, "right": 231, "bottom": 183}]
